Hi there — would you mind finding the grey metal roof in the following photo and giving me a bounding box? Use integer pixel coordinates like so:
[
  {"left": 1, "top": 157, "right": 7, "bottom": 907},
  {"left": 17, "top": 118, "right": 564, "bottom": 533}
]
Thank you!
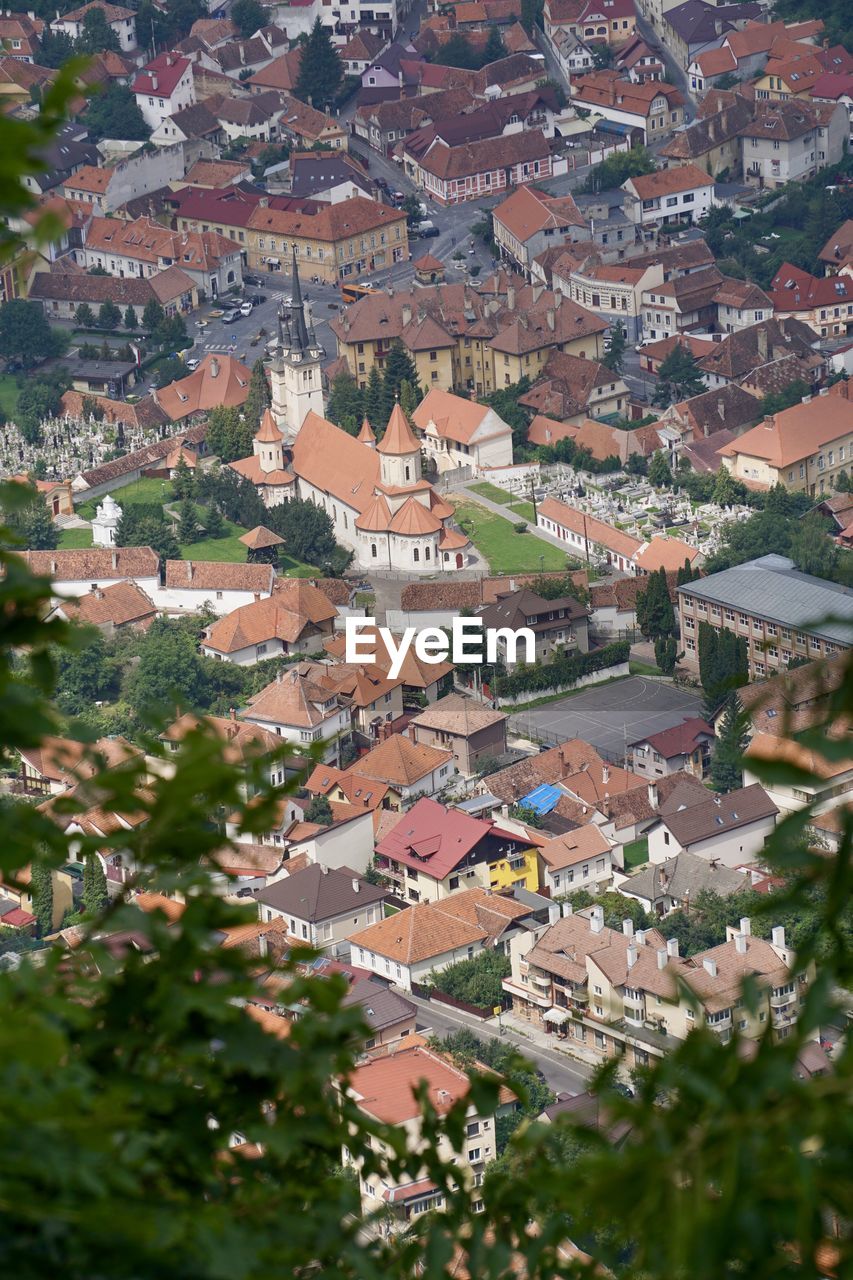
[
  {"left": 678, "top": 556, "right": 853, "bottom": 645},
  {"left": 343, "top": 977, "right": 416, "bottom": 1031},
  {"left": 255, "top": 864, "right": 385, "bottom": 921},
  {"left": 621, "top": 851, "right": 750, "bottom": 906}
]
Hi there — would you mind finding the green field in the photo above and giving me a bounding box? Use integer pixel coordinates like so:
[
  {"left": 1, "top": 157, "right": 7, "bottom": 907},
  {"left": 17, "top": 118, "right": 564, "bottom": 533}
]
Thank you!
[
  {"left": 622, "top": 836, "right": 649, "bottom": 870},
  {"left": 451, "top": 500, "right": 568, "bottom": 575},
  {"left": 77, "top": 477, "right": 172, "bottom": 520},
  {"left": 57, "top": 527, "right": 94, "bottom": 549},
  {"left": 467, "top": 481, "right": 515, "bottom": 505},
  {"left": 0, "top": 374, "right": 20, "bottom": 419},
  {"left": 508, "top": 500, "right": 536, "bottom": 522},
  {"left": 279, "top": 554, "right": 321, "bottom": 578}
]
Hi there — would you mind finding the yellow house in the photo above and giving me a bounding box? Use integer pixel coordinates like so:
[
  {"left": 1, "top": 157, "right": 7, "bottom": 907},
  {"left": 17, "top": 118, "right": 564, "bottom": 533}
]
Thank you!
[
  {"left": 717, "top": 389, "right": 853, "bottom": 497},
  {"left": 488, "top": 842, "right": 540, "bottom": 893}
]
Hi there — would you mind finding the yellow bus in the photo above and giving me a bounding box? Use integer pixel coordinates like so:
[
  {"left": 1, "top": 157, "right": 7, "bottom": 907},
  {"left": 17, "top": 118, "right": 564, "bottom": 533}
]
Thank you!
[{"left": 339, "top": 282, "right": 379, "bottom": 304}]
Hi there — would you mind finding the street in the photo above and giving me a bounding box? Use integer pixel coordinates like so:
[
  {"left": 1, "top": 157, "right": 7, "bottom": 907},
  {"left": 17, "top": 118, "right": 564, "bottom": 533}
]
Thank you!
[{"left": 408, "top": 990, "right": 592, "bottom": 1098}]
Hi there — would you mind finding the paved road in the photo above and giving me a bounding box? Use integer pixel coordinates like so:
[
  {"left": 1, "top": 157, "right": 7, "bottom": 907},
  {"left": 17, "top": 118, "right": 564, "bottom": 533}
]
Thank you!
[
  {"left": 510, "top": 674, "right": 704, "bottom": 759},
  {"left": 409, "top": 991, "right": 592, "bottom": 1097}
]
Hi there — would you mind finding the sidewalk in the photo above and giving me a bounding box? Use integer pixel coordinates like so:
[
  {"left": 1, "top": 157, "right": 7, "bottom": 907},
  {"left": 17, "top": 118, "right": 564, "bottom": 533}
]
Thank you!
[{"left": 496, "top": 1008, "right": 595, "bottom": 1072}]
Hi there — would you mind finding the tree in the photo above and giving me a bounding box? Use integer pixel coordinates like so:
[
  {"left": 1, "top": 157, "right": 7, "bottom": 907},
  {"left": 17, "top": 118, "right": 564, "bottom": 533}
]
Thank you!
[
  {"left": 481, "top": 377, "right": 532, "bottom": 455},
  {"left": 399, "top": 378, "right": 419, "bottom": 418},
  {"left": 115, "top": 508, "right": 180, "bottom": 561},
  {"left": 710, "top": 692, "right": 749, "bottom": 792},
  {"left": 483, "top": 23, "right": 506, "bottom": 62},
  {"left": 520, "top": 0, "right": 543, "bottom": 33},
  {"left": 171, "top": 456, "right": 194, "bottom": 501},
  {"left": 155, "top": 356, "right": 187, "bottom": 389},
  {"left": 244, "top": 358, "right": 271, "bottom": 426},
  {"left": 676, "top": 557, "right": 697, "bottom": 587},
  {"left": 429, "top": 949, "right": 510, "bottom": 1011},
  {"left": 603, "top": 319, "right": 626, "bottom": 373},
  {"left": 231, "top": 0, "right": 265, "bottom": 36},
  {"left": 305, "top": 794, "right": 333, "bottom": 825},
  {"left": 790, "top": 513, "right": 838, "bottom": 580},
  {"left": 36, "top": 26, "right": 75, "bottom": 66},
  {"left": 712, "top": 466, "right": 746, "bottom": 508},
  {"left": 177, "top": 498, "right": 200, "bottom": 545},
  {"left": 206, "top": 406, "right": 254, "bottom": 464},
  {"left": 652, "top": 343, "right": 706, "bottom": 406},
  {"left": 84, "top": 81, "right": 150, "bottom": 143},
  {"left": 0, "top": 298, "right": 60, "bottom": 368},
  {"left": 636, "top": 567, "right": 674, "bottom": 639},
  {"left": 76, "top": 5, "right": 121, "bottom": 52},
  {"left": 55, "top": 630, "right": 119, "bottom": 714},
  {"left": 15, "top": 378, "right": 66, "bottom": 444},
  {"left": 382, "top": 340, "right": 420, "bottom": 417},
  {"left": 626, "top": 452, "right": 648, "bottom": 476},
  {"left": 142, "top": 298, "right": 166, "bottom": 335},
  {"left": 433, "top": 32, "right": 479, "bottom": 69},
  {"left": 2, "top": 485, "right": 57, "bottom": 550},
  {"left": 29, "top": 863, "right": 53, "bottom": 937},
  {"left": 157, "top": 313, "right": 189, "bottom": 351},
  {"left": 74, "top": 303, "right": 96, "bottom": 328},
  {"left": 123, "top": 618, "right": 209, "bottom": 718},
  {"left": 295, "top": 17, "right": 343, "bottom": 109},
  {"left": 654, "top": 632, "right": 677, "bottom": 675},
  {"left": 648, "top": 449, "right": 673, "bottom": 489},
  {"left": 82, "top": 854, "right": 109, "bottom": 916},
  {"left": 364, "top": 365, "right": 386, "bottom": 432},
  {"left": 204, "top": 504, "right": 225, "bottom": 539},
  {"left": 267, "top": 497, "right": 336, "bottom": 566},
  {"left": 835, "top": 468, "right": 851, "bottom": 493},
  {"left": 698, "top": 622, "right": 749, "bottom": 715},
  {"left": 97, "top": 301, "right": 122, "bottom": 331},
  {"left": 326, "top": 369, "right": 364, "bottom": 432},
  {"left": 124, "top": 305, "right": 138, "bottom": 331},
  {"left": 579, "top": 145, "right": 654, "bottom": 193}
]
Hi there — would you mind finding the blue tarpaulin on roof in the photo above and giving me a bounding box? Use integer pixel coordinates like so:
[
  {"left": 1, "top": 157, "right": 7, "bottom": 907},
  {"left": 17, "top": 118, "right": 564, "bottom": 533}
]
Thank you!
[
  {"left": 595, "top": 120, "right": 632, "bottom": 135},
  {"left": 519, "top": 783, "right": 562, "bottom": 816}
]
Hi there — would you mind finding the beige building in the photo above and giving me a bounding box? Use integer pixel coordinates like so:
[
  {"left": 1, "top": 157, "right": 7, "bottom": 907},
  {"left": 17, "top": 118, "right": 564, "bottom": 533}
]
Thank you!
[
  {"left": 505, "top": 906, "right": 817, "bottom": 1066},
  {"left": 409, "top": 694, "right": 508, "bottom": 776},
  {"left": 717, "top": 386, "right": 853, "bottom": 495},
  {"left": 411, "top": 388, "right": 514, "bottom": 476}
]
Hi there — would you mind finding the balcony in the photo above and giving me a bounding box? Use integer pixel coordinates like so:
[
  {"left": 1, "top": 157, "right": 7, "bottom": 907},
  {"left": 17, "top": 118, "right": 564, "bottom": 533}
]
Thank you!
[
  {"left": 530, "top": 972, "right": 551, "bottom": 989},
  {"left": 708, "top": 1012, "right": 732, "bottom": 1033},
  {"left": 771, "top": 1004, "right": 795, "bottom": 1027},
  {"left": 770, "top": 989, "right": 794, "bottom": 1008}
]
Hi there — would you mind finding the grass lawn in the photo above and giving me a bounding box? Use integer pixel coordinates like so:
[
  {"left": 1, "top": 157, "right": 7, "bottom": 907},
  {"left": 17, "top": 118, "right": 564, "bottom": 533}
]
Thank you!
[
  {"left": 509, "top": 500, "right": 536, "bottom": 522},
  {"left": 57, "top": 527, "right": 94, "bottom": 549},
  {"left": 452, "top": 499, "right": 571, "bottom": 575},
  {"left": 180, "top": 532, "right": 247, "bottom": 562},
  {"left": 623, "top": 836, "right": 649, "bottom": 870},
  {"left": 279, "top": 553, "right": 321, "bottom": 578},
  {"left": 629, "top": 659, "right": 659, "bottom": 677},
  {"left": 77, "top": 477, "right": 172, "bottom": 520},
  {"left": 0, "top": 373, "right": 20, "bottom": 419},
  {"left": 468, "top": 481, "right": 515, "bottom": 505}
]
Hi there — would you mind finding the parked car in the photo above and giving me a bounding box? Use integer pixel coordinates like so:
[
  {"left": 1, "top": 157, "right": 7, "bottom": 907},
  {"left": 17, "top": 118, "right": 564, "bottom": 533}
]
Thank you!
[
  {"left": 239, "top": 300, "right": 254, "bottom": 317},
  {"left": 222, "top": 309, "right": 240, "bottom": 324},
  {"left": 243, "top": 274, "right": 260, "bottom": 286},
  {"left": 185, "top": 357, "right": 200, "bottom": 371},
  {"left": 391, "top": 190, "right": 405, "bottom": 205},
  {"left": 419, "top": 225, "right": 440, "bottom": 238},
  {"left": 250, "top": 293, "right": 267, "bottom": 305}
]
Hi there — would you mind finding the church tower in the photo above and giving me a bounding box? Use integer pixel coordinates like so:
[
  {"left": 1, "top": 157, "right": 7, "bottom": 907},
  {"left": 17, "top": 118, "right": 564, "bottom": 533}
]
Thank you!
[
  {"left": 253, "top": 408, "right": 285, "bottom": 473},
  {"left": 377, "top": 403, "right": 422, "bottom": 488},
  {"left": 269, "top": 248, "right": 325, "bottom": 441}
]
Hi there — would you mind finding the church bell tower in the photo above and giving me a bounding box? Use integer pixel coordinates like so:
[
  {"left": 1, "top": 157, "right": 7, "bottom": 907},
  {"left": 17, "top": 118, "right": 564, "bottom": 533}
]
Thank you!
[{"left": 269, "top": 247, "right": 326, "bottom": 441}]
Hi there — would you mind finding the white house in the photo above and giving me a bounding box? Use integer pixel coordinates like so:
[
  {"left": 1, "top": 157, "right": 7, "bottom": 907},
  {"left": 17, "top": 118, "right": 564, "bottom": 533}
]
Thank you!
[
  {"left": 154, "top": 561, "right": 276, "bottom": 616},
  {"left": 132, "top": 51, "right": 195, "bottom": 131},
  {"left": 411, "top": 388, "right": 514, "bottom": 477},
  {"left": 52, "top": 0, "right": 136, "bottom": 52},
  {"left": 239, "top": 665, "right": 352, "bottom": 761},
  {"left": 647, "top": 784, "right": 778, "bottom": 868},
  {"left": 537, "top": 823, "right": 616, "bottom": 898},
  {"left": 255, "top": 863, "right": 387, "bottom": 953},
  {"left": 622, "top": 163, "right": 716, "bottom": 229},
  {"left": 24, "top": 547, "right": 160, "bottom": 602}
]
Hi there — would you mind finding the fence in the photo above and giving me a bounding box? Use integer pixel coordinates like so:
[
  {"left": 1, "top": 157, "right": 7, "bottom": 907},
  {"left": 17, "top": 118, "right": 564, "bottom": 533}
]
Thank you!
[
  {"left": 508, "top": 718, "right": 628, "bottom": 768},
  {"left": 411, "top": 984, "right": 502, "bottom": 1020}
]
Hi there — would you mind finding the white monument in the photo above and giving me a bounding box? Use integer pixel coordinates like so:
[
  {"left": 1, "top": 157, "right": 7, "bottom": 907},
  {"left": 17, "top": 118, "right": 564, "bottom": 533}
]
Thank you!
[{"left": 92, "top": 494, "right": 123, "bottom": 547}]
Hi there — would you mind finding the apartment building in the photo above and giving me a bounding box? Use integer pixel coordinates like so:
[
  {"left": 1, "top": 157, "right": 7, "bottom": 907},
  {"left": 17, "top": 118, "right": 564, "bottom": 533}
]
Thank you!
[
  {"left": 716, "top": 388, "right": 853, "bottom": 495},
  {"left": 739, "top": 99, "right": 847, "bottom": 189},
  {"left": 569, "top": 72, "right": 685, "bottom": 143},
  {"left": 52, "top": 0, "right": 136, "bottom": 50},
  {"left": 478, "top": 587, "right": 590, "bottom": 668},
  {"left": 492, "top": 184, "right": 588, "bottom": 280},
  {"left": 768, "top": 262, "right": 853, "bottom": 339},
  {"left": 622, "top": 163, "right": 715, "bottom": 230},
  {"left": 677, "top": 554, "right": 853, "bottom": 679},
  {"left": 132, "top": 52, "right": 194, "bottom": 131},
  {"left": 504, "top": 905, "right": 816, "bottom": 1066},
  {"left": 640, "top": 265, "right": 724, "bottom": 341}
]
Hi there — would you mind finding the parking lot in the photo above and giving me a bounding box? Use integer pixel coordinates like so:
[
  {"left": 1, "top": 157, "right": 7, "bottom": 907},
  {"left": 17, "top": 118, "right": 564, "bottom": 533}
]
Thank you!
[{"left": 509, "top": 676, "right": 704, "bottom": 760}]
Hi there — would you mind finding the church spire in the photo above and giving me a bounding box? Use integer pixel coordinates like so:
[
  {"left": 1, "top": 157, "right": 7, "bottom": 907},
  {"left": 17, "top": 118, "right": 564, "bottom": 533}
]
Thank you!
[{"left": 289, "top": 245, "right": 311, "bottom": 354}]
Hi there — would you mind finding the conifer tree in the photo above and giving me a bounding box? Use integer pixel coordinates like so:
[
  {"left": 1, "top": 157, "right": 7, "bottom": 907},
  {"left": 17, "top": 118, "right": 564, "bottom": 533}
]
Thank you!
[
  {"left": 382, "top": 341, "right": 420, "bottom": 419},
  {"left": 295, "top": 18, "right": 343, "bottom": 109},
  {"left": 177, "top": 498, "right": 200, "bottom": 545},
  {"left": 245, "top": 358, "right": 271, "bottom": 427},
  {"left": 364, "top": 365, "right": 386, "bottom": 433},
  {"left": 30, "top": 863, "right": 53, "bottom": 937},
  {"left": 710, "top": 692, "right": 749, "bottom": 792},
  {"left": 82, "top": 854, "right": 108, "bottom": 916},
  {"left": 171, "top": 456, "right": 194, "bottom": 501}
]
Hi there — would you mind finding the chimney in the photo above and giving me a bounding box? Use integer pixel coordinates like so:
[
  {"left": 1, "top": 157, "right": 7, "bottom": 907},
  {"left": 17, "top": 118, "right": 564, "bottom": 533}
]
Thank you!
[
  {"left": 602, "top": 765, "right": 610, "bottom": 785},
  {"left": 717, "top": 398, "right": 725, "bottom": 422},
  {"left": 666, "top": 937, "right": 679, "bottom": 958},
  {"left": 703, "top": 957, "right": 717, "bottom": 977},
  {"left": 546, "top": 307, "right": 555, "bottom": 331},
  {"left": 735, "top": 933, "right": 747, "bottom": 954},
  {"left": 548, "top": 903, "right": 561, "bottom": 925},
  {"left": 647, "top": 782, "right": 658, "bottom": 810},
  {"left": 627, "top": 943, "right": 638, "bottom": 969},
  {"left": 635, "top": 929, "right": 647, "bottom": 946},
  {"left": 401, "top": 303, "right": 412, "bottom": 326},
  {"left": 561, "top": 901, "right": 572, "bottom": 917},
  {"left": 507, "top": 285, "right": 516, "bottom": 311},
  {"left": 186, "top": 561, "right": 192, "bottom": 582},
  {"left": 708, "top": 116, "right": 716, "bottom": 142},
  {"left": 554, "top": 290, "right": 562, "bottom": 308},
  {"left": 772, "top": 925, "right": 786, "bottom": 948},
  {"left": 739, "top": 917, "right": 751, "bottom": 936},
  {"left": 152, "top": 74, "right": 158, "bottom": 91},
  {"left": 111, "top": 549, "right": 118, "bottom": 570},
  {"left": 622, "top": 918, "right": 634, "bottom": 938},
  {"left": 229, "top": 706, "right": 236, "bottom": 720},
  {"left": 657, "top": 948, "right": 667, "bottom": 969},
  {"left": 756, "top": 326, "right": 767, "bottom": 362},
  {"left": 210, "top": 357, "right": 219, "bottom": 378},
  {"left": 352, "top": 877, "right": 360, "bottom": 893},
  {"left": 320, "top": 864, "right": 328, "bottom": 874},
  {"left": 590, "top": 905, "right": 604, "bottom": 934}
]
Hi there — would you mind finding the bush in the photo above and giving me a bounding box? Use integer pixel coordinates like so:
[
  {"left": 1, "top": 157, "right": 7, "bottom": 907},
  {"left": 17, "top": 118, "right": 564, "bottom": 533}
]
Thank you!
[
  {"left": 513, "top": 522, "right": 527, "bottom": 533},
  {"left": 429, "top": 950, "right": 510, "bottom": 1011},
  {"left": 494, "top": 640, "right": 630, "bottom": 699}
]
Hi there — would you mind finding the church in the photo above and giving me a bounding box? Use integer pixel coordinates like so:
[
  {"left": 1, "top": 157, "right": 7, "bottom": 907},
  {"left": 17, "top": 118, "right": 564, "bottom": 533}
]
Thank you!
[{"left": 228, "top": 253, "right": 471, "bottom": 573}]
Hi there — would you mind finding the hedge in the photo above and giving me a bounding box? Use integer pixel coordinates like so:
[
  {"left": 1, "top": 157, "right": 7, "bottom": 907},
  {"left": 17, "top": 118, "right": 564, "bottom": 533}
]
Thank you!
[{"left": 493, "top": 639, "right": 630, "bottom": 698}]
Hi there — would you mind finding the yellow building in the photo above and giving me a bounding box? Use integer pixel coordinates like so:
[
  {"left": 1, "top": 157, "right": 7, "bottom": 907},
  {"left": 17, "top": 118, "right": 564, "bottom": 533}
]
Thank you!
[
  {"left": 717, "top": 388, "right": 853, "bottom": 497},
  {"left": 488, "top": 843, "right": 540, "bottom": 893},
  {"left": 330, "top": 280, "right": 607, "bottom": 394}
]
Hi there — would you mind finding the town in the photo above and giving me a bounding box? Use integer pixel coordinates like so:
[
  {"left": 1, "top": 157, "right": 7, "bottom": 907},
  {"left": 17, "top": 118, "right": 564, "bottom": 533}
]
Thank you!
[{"left": 0, "top": 0, "right": 851, "bottom": 1265}]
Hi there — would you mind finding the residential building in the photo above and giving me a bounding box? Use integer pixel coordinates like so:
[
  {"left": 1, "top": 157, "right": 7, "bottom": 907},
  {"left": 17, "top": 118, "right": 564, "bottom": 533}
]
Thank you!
[
  {"left": 753, "top": 41, "right": 853, "bottom": 101},
  {"left": 503, "top": 906, "right": 813, "bottom": 1059},
  {"left": 622, "top": 164, "right": 715, "bottom": 230},
  {"left": 29, "top": 265, "right": 197, "bottom": 321},
  {"left": 568, "top": 72, "right": 685, "bottom": 143},
  {"left": 200, "top": 580, "right": 338, "bottom": 665},
  {"left": 811, "top": 71, "right": 853, "bottom": 142},
  {"left": 80, "top": 215, "right": 242, "bottom": 299},
  {"left": 342, "top": 1045, "right": 499, "bottom": 1226},
  {"left": 286, "top": 151, "right": 373, "bottom": 203},
  {"left": 54, "top": 581, "right": 157, "bottom": 635},
  {"left": 742, "top": 730, "right": 853, "bottom": 819},
  {"left": 739, "top": 99, "right": 848, "bottom": 190},
  {"left": 640, "top": 264, "right": 726, "bottom": 340},
  {"left": 548, "top": 27, "right": 596, "bottom": 80},
  {"left": 768, "top": 261, "right": 853, "bottom": 339},
  {"left": 349, "top": 886, "right": 532, "bottom": 990},
  {"left": 630, "top": 717, "right": 714, "bottom": 781},
  {"left": 660, "top": 0, "right": 762, "bottom": 73},
  {"left": 492, "top": 185, "right": 588, "bottom": 280},
  {"left": 537, "top": 500, "right": 703, "bottom": 579},
  {"left": 558, "top": 255, "right": 663, "bottom": 342},
  {"left": 716, "top": 388, "right": 853, "bottom": 495},
  {"left": 132, "top": 51, "right": 195, "bottom": 131},
  {"left": 659, "top": 94, "right": 753, "bottom": 175},
  {"left": 647, "top": 783, "right": 778, "bottom": 865},
  {"left": 330, "top": 279, "right": 607, "bottom": 398},
  {"left": 403, "top": 129, "right": 554, "bottom": 206},
  {"left": 619, "top": 851, "right": 752, "bottom": 917},
  {"left": 477, "top": 587, "right": 590, "bottom": 667},
  {"left": 342, "top": 978, "right": 417, "bottom": 1049},
  {"left": 409, "top": 695, "right": 508, "bottom": 776},
  {"left": 0, "top": 10, "right": 44, "bottom": 60},
  {"left": 537, "top": 825, "right": 615, "bottom": 897},
  {"left": 518, "top": 350, "right": 630, "bottom": 422},
  {"left": 696, "top": 316, "right": 820, "bottom": 388},
  {"left": 240, "top": 664, "right": 352, "bottom": 761},
  {"left": 154, "top": 354, "right": 251, "bottom": 424},
  {"left": 543, "top": 0, "right": 637, "bottom": 51},
  {"left": 370, "top": 797, "right": 540, "bottom": 903},
  {"left": 51, "top": 1, "right": 136, "bottom": 51},
  {"left": 14, "top": 735, "right": 140, "bottom": 798},
  {"left": 677, "top": 554, "right": 853, "bottom": 679},
  {"left": 323, "top": 625, "right": 454, "bottom": 706},
  {"left": 158, "top": 558, "right": 275, "bottom": 615},
  {"left": 23, "top": 547, "right": 160, "bottom": 601},
  {"left": 255, "top": 864, "right": 386, "bottom": 954},
  {"left": 411, "top": 388, "right": 514, "bottom": 476},
  {"left": 307, "top": 735, "right": 457, "bottom": 812}
]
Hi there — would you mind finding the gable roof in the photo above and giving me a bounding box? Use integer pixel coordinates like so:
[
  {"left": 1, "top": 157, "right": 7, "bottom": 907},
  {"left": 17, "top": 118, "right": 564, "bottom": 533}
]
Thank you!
[
  {"left": 411, "top": 692, "right": 507, "bottom": 735},
  {"left": 625, "top": 163, "right": 714, "bottom": 199},
  {"left": 656, "top": 783, "right": 777, "bottom": 846},
  {"left": 349, "top": 886, "right": 530, "bottom": 964},
  {"left": 255, "top": 863, "right": 385, "bottom": 920},
  {"left": 202, "top": 580, "right": 337, "bottom": 653},
  {"left": 630, "top": 716, "right": 713, "bottom": 757},
  {"left": 493, "top": 183, "right": 586, "bottom": 242}
]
